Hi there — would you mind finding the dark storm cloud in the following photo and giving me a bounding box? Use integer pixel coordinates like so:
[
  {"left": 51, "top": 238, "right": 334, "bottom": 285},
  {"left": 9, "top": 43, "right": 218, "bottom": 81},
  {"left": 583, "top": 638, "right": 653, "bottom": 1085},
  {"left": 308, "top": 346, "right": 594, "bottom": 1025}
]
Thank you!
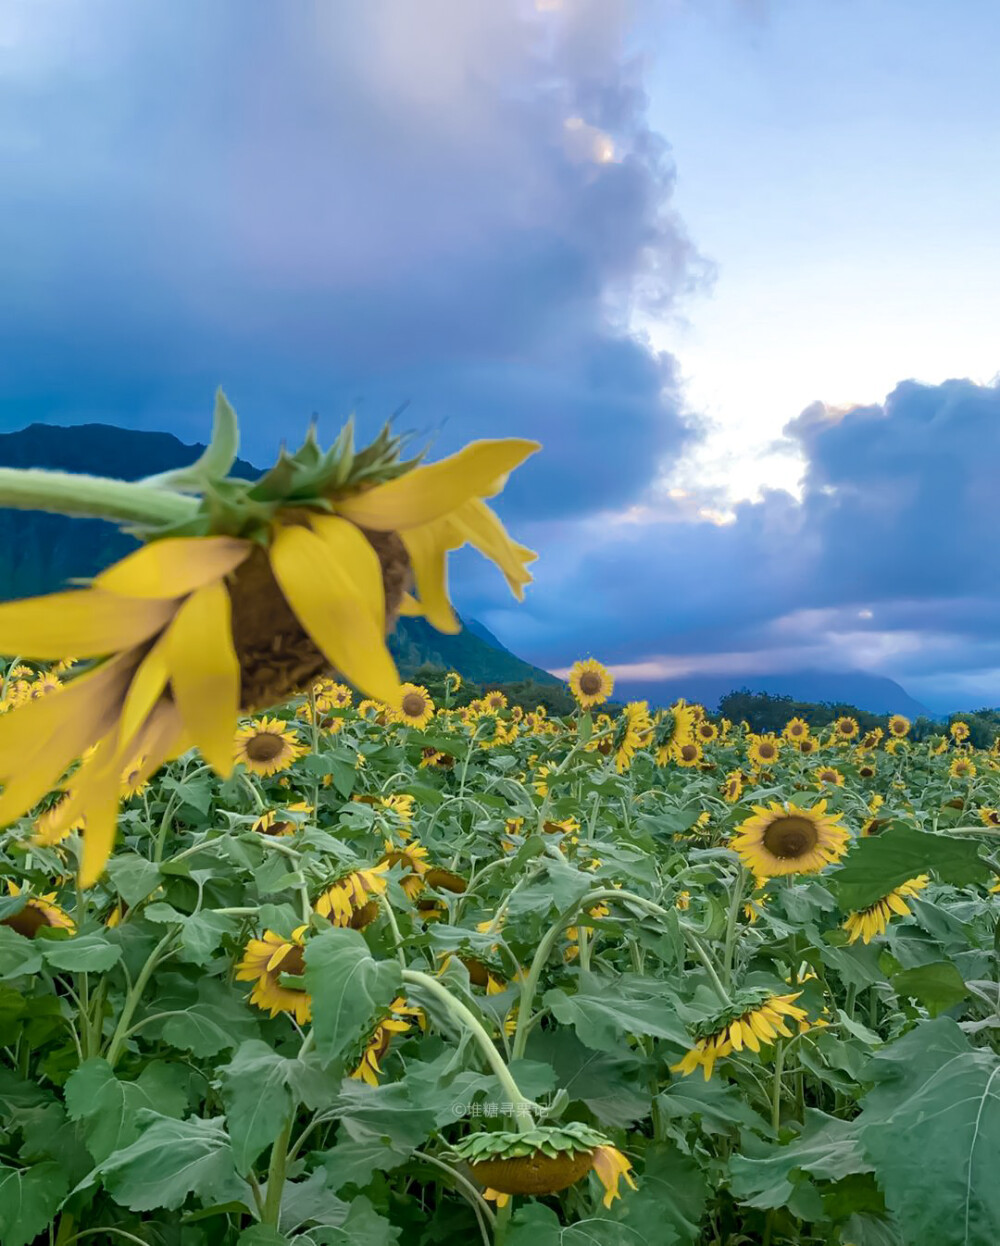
[
  {"left": 474, "top": 376, "right": 1000, "bottom": 708},
  {"left": 0, "top": 0, "right": 711, "bottom": 515}
]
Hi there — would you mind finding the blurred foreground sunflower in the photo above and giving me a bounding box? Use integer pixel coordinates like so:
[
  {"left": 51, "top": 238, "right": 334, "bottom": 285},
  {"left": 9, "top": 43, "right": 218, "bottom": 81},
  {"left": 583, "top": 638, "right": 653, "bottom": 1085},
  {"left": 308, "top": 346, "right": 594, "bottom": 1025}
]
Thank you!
[{"left": 0, "top": 391, "right": 539, "bottom": 883}]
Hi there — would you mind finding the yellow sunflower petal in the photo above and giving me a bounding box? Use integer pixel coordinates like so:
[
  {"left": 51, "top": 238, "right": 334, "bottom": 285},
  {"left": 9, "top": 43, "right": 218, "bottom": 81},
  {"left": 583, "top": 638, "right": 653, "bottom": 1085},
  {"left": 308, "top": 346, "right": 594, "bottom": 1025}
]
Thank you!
[
  {"left": 166, "top": 580, "right": 240, "bottom": 777},
  {"left": 268, "top": 523, "right": 403, "bottom": 708},
  {"left": 0, "top": 589, "right": 175, "bottom": 659},
  {"left": 398, "top": 522, "right": 460, "bottom": 634},
  {"left": 333, "top": 439, "right": 540, "bottom": 531},
  {"left": 445, "top": 498, "right": 537, "bottom": 598},
  {"left": 94, "top": 536, "right": 251, "bottom": 600}
]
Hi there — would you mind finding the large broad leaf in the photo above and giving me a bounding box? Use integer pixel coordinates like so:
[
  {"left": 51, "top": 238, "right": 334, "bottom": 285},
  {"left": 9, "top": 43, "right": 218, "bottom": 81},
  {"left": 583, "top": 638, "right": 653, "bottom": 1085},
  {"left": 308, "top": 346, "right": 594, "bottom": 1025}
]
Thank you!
[
  {"left": 543, "top": 972, "right": 690, "bottom": 1053},
  {"left": 64, "top": 1057, "right": 183, "bottom": 1164},
  {"left": 0, "top": 1161, "right": 70, "bottom": 1246},
  {"left": 105, "top": 852, "right": 162, "bottom": 907},
  {"left": 611, "top": 1144, "right": 707, "bottom": 1244},
  {"left": 145, "top": 973, "right": 260, "bottom": 1057},
  {"left": 318, "top": 1134, "right": 413, "bottom": 1192},
  {"left": 40, "top": 932, "right": 121, "bottom": 972},
  {"left": 304, "top": 1197, "right": 401, "bottom": 1245},
  {"left": 0, "top": 927, "right": 44, "bottom": 979},
  {"left": 729, "top": 1110, "right": 873, "bottom": 1210},
  {"left": 144, "top": 901, "right": 238, "bottom": 965},
  {"left": 277, "top": 1167, "right": 349, "bottom": 1234},
  {"left": 97, "top": 1111, "right": 243, "bottom": 1212},
  {"left": 857, "top": 1018, "right": 1000, "bottom": 1245},
  {"left": 527, "top": 1028, "right": 650, "bottom": 1128},
  {"left": 304, "top": 928, "right": 402, "bottom": 1064},
  {"left": 832, "top": 825, "right": 988, "bottom": 910},
  {"left": 890, "top": 960, "right": 967, "bottom": 1017},
  {"left": 506, "top": 1202, "right": 642, "bottom": 1245},
  {"left": 659, "top": 1075, "right": 771, "bottom": 1138},
  {"left": 218, "top": 1041, "right": 297, "bottom": 1175}
]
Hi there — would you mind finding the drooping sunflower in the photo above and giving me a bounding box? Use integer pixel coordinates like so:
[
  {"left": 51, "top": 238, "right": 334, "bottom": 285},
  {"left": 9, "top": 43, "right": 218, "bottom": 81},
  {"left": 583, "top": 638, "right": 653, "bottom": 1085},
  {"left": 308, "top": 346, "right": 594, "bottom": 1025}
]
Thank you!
[
  {"left": 950, "top": 756, "right": 976, "bottom": 779},
  {"left": 814, "top": 765, "right": 845, "bottom": 787},
  {"left": 2, "top": 882, "right": 76, "bottom": 938},
  {"left": 567, "top": 658, "right": 614, "bottom": 709},
  {"left": 843, "top": 875, "right": 930, "bottom": 944},
  {"left": 394, "top": 684, "right": 435, "bottom": 729},
  {"left": 670, "top": 988, "right": 810, "bottom": 1080},
  {"left": 379, "top": 840, "right": 430, "bottom": 899},
  {"left": 859, "top": 728, "right": 883, "bottom": 751},
  {"left": 0, "top": 393, "right": 539, "bottom": 885},
  {"left": 651, "top": 702, "right": 696, "bottom": 767},
  {"left": 978, "top": 807, "right": 1000, "bottom": 827},
  {"left": 234, "top": 717, "right": 308, "bottom": 776},
  {"left": 729, "top": 800, "right": 850, "bottom": 880},
  {"left": 783, "top": 717, "right": 810, "bottom": 743},
  {"left": 350, "top": 998, "right": 424, "bottom": 1086},
  {"left": 453, "top": 1123, "right": 636, "bottom": 1210},
  {"left": 747, "top": 734, "right": 781, "bottom": 768},
  {"left": 235, "top": 925, "right": 311, "bottom": 1024},
  {"left": 612, "top": 702, "right": 653, "bottom": 774},
  {"left": 314, "top": 864, "right": 390, "bottom": 928},
  {"left": 887, "top": 714, "right": 910, "bottom": 738},
  {"left": 833, "top": 715, "right": 859, "bottom": 741}
]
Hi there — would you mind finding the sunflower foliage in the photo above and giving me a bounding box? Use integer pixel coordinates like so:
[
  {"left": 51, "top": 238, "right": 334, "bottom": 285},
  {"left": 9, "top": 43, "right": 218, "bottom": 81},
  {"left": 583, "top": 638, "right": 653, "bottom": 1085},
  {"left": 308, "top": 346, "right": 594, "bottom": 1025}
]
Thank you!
[{"left": 2, "top": 660, "right": 1000, "bottom": 1246}]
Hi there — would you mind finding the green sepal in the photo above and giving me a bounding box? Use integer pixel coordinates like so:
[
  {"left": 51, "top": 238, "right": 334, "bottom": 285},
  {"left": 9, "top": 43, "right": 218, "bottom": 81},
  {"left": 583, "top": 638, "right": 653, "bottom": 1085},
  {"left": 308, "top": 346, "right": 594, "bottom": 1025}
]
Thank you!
[
  {"left": 138, "top": 388, "right": 241, "bottom": 491},
  {"left": 449, "top": 1121, "right": 610, "bottom": 1164},
  {"left": 690, "top": 986, "right": 781, "bottom": 1042}
]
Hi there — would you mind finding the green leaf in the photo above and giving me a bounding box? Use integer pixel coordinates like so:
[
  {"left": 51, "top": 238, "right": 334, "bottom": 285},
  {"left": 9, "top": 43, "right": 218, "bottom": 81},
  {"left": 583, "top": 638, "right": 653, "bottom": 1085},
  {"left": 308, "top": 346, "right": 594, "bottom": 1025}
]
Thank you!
[
  {"left": 543, "top": 972, "right": 690, "bottom": 1052},
  {"left": 144, "top": 902, "right": 237, "bottom": 964},
  {"left": 0, "top": 927, "right": 43, "bottom": 979},
  {"left": 98, "top": 1112, "right": 241, "bottom": 1212},
  {"left": 41, "top": 931, "right": 121, "bottom": 972},
  {"left": 65, "top": 1058, "right": 165, "bottom": 1163},
  {"left": 147, "top": 973, "right": 261, "bottom": 1057},
  {"left": 278, "top": 1167, "right": 349, "bottom": 1233},
  {"left": 237, "top": 1229, "right": 290, "bottom": 1246},
  {"left": 857, "top": 1018, "right": 1000, "bottom": 1245},
  {"left": 890, "top": 960, "right": 967, "bottom": 1017},
  {"left": 0, "top": 1161, "right": 70, "bottom": 1246},
  {"left": 659, "top": 1074, "right": 771, "bottom": 1138},
  {"left": 105, "top": 852, "right": 162, "bottom": 907},
  {"left": 832, "top": 824, "right": 988, "bottom": 910},
  {"left": 304, "top": 1197, "right": 401, "bottom": 1245},
  {"left": 527, "top": 1028, "right": 650, "bottom": 1128},
  {"left": 506, "top": 1202, "right": 638, "bottom": 1245},
  {"left": 612, "top": 1143, "right": 707, "bottom": 1244},
  {"left": 218, "top": 1041, "right": 297, "bottom": 1174},
  {"left": 318, "top": 1135, "right": 413, "bottom": 1192},
  {"left": 304, "top": 927, "right": 402, "bottom": 1064},
  {"left": 729, "top": 1110, "right": 873, "bottom": 1209}
]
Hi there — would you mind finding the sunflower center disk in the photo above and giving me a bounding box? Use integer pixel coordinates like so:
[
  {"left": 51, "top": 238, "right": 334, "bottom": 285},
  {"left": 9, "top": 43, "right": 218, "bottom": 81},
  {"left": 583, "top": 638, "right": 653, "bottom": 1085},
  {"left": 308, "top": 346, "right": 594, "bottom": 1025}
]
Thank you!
[
  {"left": 245, "top": 733, "right": 287, "bottom": 762},
  {"left": 762, "top": 816, "right": 819, "bottom": 859},
  {"left": 680, "top": 744, "right": 698, "bottom": 762},
  {"left": 402, "top": 692, "right": 427, "bottom": 716},
  {"left": 278, "top": 945, "right": 306, "bottom": 978},
  {"left": 579, "top": 672, "right": 601, "bottom": 695}
]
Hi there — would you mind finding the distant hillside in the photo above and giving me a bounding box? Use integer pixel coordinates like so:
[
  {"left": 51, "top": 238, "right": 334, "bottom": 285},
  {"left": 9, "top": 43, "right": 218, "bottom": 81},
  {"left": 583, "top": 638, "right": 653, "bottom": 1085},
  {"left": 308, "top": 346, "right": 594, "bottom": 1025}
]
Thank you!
[
  {"left": 0, "top": 422, "right": 556, "bottom": 688},
  {"left": 610, "top": 668, "right": 931, "bottom": 719}
]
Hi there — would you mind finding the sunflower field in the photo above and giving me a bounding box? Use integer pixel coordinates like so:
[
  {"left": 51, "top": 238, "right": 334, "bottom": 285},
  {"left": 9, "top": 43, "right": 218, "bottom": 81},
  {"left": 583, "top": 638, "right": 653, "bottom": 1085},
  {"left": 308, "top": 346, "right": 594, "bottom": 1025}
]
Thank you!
[{"left": 2, "top": 661, "right": 1000, "bottom": 1246}]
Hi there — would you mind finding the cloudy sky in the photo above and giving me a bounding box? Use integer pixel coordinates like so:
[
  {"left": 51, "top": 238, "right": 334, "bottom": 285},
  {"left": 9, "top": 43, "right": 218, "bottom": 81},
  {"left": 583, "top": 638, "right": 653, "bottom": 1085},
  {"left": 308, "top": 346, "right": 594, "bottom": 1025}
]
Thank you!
[{"left": 1, "top": 0, "right": 998, "bottom": 712}]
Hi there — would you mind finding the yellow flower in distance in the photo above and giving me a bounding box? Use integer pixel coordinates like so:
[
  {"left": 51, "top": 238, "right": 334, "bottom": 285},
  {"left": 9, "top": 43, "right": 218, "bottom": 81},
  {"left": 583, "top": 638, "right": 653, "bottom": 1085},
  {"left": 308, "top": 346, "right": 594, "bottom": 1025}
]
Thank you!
[
  {"left": 747, "top": 734, "right": 781, "bottom": 768},
  {"left": 234, "top": 717, "right": 307, "bottom": 776},
  {"left": 783, "top": 717, "right": 810, "bottom": 742},
  {"left": 671, "top": 990, "right": 809, "bottom": 1080},
  {"left": 949, "top": 756, "right": 976, "bottom": 779},
  {"left": 843, "top": 876, "right": 930, "bottom": 944},
  {"left": 887, "top": 714, "right": 910, "bottom": 737},
  {"left": 393, "top": 683, "right": 435, "bottom": 728},
  {"left": 0, "top": 405, "right": 538, "bottom": 885},
  {"left": 314, "top": 864, "right": 390, "bottom": 928},
  {"left": 730, "top": 800, "right": 850, "bottom": 880},
  {"left": 568, "top": 658, "right": 614, "bottom": 709}
]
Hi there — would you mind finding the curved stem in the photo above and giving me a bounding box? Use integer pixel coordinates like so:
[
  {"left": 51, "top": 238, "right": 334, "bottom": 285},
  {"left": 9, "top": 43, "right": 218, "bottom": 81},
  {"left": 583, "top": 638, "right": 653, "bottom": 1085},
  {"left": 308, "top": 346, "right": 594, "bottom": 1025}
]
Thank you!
[
  {"left": 0, "top": 467, "right": 201, "bottom": 526},
  {"left": 105, "top": 927, "right": 180, "bottom": 1067},
  {"left": 417, "top": 1151, "right": 497, "bottom": 1233}
]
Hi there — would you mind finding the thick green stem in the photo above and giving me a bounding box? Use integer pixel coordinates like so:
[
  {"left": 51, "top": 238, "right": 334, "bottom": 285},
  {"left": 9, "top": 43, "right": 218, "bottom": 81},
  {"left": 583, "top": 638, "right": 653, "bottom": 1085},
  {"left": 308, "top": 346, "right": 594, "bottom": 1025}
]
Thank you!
[
  {"left": 771, "top": 1040, "right": 786, "bottom": 1133},
  {"left": 402, "top": 969, "right": 536, "bottom": 1127},
  {"left": 261, "top": 1115, "right": 295, "bottom": 1226},
  {"left": 722, "top": 867, "right": 749, "bottom": 989},
  {"left": 105, "top": 927, "right": 180, "bottom": 1068},
  {"left": 0, "top": 467, "right": 201, "bottom": 526}
]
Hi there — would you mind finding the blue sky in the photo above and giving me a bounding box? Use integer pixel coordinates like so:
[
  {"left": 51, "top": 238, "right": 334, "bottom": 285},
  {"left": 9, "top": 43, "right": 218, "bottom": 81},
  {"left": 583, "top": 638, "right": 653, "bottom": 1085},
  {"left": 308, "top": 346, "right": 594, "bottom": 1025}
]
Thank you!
[{"left": 1, "top": 0, "right": 998, "bottom": 711}]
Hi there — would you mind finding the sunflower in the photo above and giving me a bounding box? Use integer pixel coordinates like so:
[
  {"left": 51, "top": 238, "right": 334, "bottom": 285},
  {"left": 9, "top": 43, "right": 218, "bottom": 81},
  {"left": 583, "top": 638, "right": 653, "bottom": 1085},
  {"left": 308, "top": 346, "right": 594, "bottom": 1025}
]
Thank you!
[
  {"left": 33, "top": 792, "right": 86, "bottom": 847},
  {"left": 843, "top": 876, "right": 929, "bottom": 944},
  {"left": 121, "top": 754, "right": 152, "bottom": 799},
  {"left": 445, "top": 671, "right": 462, "bottom": 691},
  {"left": 454, "top": 1124, "right": 635, "bottom": 1209},
  {"left": 887, "top": 714, "right": 910, "bottom": 737},
  {"left": 859, "top": 728, "right": 883, "bottom": 750},
  {"left": 833, "top": 716, "right": 859, "bottom": 741},
  {"left": 950, "top": 720, "right": 970, "bottom": 742},
  {"left": 949, "top": 757, "right": 976, "bottom": 779},
  {"left": 235, "top": 926, "right": 311, "bottom": 1023},
  {"left": 2, "top": 882, "right": 76, "bottom": 938},
  {"left": 380, "top": 840, "right": 429, "bottom": 899},
  {"left": 670, "top": 989, "right": 810, "bottom": 1080},
  {"left": 314, "top": 864, "right": 390, "bottom": 928},
  {"left": 747, "top": 734, "right": 781, "bottom": 768},
  {"left": 394, "top": 684, "right": 434, "bottom": 729},
  {"left": 856, "top": 758, "right": 877, "bottom": 779},
  {"left": 978, "top": 807, "right": 1000, "bottom": 827},
  {"left": 650, "top": 702, "right": 696, "bottom": 767},
  {"left": 673, "top": 740, "right": 703, "bottom": 768},
  {"left": 252, "top": 808, "right": 294, "bottom": 836},
  {"left": 783, "top": 717, "right": 810, "bottom": 742},
  {"left": 814, "top": 765, "right": 845, "bottom": 787},
  {"left": 730, "top": 800, "right": 850, "bottom": 880},
  {"left": 483, "top": 689, "right": 508, "bottom": 712},
  {"left": 722, "top": 771, "right": 744, "bottom": 802},
  {"left": 796, "top": 737, "right": 820, "bottom": 756},
  {"left": 0, "top": 401, "right": 538, "bottom": 885},
  {"left": 692, "top": 719, "right": 717, "bottom": 744},
  {"left": 567, "top": 658, "right": 614, "bottom": 709},
  {"left": 234, "top": 717, "right": 307, "bottom": 776},
  {"left": 610, "top": 702, "right": 652, "bottom": 774},
  {"left": 350, "top": 998, "right": 423, "bottom": 1086}
]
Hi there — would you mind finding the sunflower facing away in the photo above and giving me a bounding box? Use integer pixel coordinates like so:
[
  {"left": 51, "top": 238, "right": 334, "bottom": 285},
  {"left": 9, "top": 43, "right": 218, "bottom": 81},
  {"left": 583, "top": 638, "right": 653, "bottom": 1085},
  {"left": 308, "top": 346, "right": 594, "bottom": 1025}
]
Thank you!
[
  {"left": 0, "top": 393, "right": 539, "bottom": 884},
  {"left": 843, "top": 875, "right": 930, "bottom": 944},
  {"left": 730, "top": 800, "right": 850, "bottom": 880},
  {"left": 314, "top": 864, "right": 390, "bottom": 928},
  {"left": 2, "top": 881, "right": 76, "bottom": 938},
  {"left": 671, "top": 988, "right": 810, "bottom": 1080},
  {"left": 567, "top": 658, "right": 614, "bottom": 709},
  {"left": 612, "top": 702, "right": 653, "bottom": 774},
  {"left": 350, "top": 998, "right": 424, "bottom": 1086},
  {"left": 236, "top": 925, "right": 311, "bottom": 1024}
]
